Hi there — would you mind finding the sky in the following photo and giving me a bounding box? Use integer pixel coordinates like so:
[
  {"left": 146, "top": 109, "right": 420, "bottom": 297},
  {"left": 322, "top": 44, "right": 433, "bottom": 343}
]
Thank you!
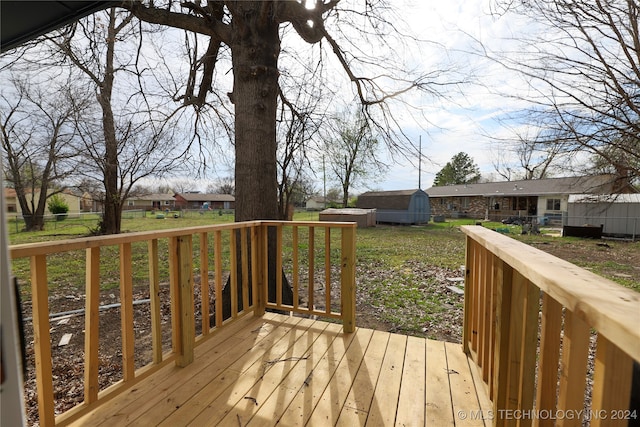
[
  {"left": 145, "top": 0, "right": 541, "bottom": 194},
  {"left": 370, "top": 0, "right": 536, "bottom": 191},
  {"left": 0, "top": 0, "right": 548, "bottom": 195}
]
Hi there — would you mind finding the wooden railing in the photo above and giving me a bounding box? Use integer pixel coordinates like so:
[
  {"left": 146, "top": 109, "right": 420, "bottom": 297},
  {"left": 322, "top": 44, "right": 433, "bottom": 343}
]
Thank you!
[
  {"left": 462, "top": 226, "right": 640, "bottom": 427},
  {"left": 9, "top": 220, "right": 356, "bottom": 426}
]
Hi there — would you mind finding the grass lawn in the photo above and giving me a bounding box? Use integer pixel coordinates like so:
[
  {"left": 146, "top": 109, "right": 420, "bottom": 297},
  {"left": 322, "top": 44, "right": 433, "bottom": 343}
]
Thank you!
[{"left": 7, "top": 212, "right": 639, "bottom": 338}]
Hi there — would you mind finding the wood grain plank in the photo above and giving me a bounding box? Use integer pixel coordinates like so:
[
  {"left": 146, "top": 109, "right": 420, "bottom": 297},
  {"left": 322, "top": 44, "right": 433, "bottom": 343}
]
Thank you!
[
  {"left": 366, "top": 333, "right": 407, "bottom": 426},
  {"left": 275, "top": 323, "right": 358, "bottom": 426},
  {"left": 426, "top": 339, "right": 454, "bottom": 426},
  {"left": 222, "top": 319, "right": 332, "bottom": 425},
  {"left": 305, "top": 327, "right": 374, "bottom": 426},
  {"left": 395, "top": 335, "right": 426, "bottom": 426},
  {"left": 335, "top": 330, "right": 389, "bottom": 426},
  {"left": 446, "top": 341, "right": 485, "bottom": 427}
]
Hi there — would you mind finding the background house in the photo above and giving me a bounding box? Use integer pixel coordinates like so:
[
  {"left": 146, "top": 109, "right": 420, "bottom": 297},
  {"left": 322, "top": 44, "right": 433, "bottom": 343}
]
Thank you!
[
  {"left": 3, "top": 188, "right": 84, "bottom": 215},
  {"left": 356, "top": 189, "right": 430, "bottom": 224},
  {"left": 305, "top": 196, "right": 343, "bottom": 210},
  {"left": 174, "top": 193, "right": 235, "bottom": 210},
  {"left": 125, "top": 193, "right": 176, "bottom": 211},
  {"left": 425, "top": 175, "right": 635, "bottom": 223}
]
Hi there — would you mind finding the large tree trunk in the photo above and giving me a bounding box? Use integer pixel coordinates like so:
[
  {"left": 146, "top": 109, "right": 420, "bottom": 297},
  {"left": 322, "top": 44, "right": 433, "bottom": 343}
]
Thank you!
[
  {"left": 99, "top": 11, "right": 122, "bottom": 235},
  {"left": 220, "top": 3, "right": 293, "bottom": 319}
]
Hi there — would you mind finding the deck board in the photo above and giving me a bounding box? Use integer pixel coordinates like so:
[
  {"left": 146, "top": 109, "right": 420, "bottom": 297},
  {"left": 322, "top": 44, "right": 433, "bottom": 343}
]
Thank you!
[{"left": 66, "top": 314, "right": 490, "bottom": 427}]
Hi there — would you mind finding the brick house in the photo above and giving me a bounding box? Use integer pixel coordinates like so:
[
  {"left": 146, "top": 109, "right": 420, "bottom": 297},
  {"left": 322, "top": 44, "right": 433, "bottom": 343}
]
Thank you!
[{"left": 425, "top": 175, "right": 634, "bottom": 222}]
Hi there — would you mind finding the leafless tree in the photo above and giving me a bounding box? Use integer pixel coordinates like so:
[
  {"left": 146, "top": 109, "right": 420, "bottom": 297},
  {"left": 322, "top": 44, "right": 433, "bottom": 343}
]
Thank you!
[
  {"left": 324, "top": 107, "right": 387, "bottom": 207},
  {"left": 207, "top": 175, "right": 235, "bottom": 195},
  {"left": 491, "top": 124, "right": 574, "bottom": 180},
  {"left": 41, "top": 8, "right": 189, "bottom": 234},
  {"left": 0, "top": 74, "right": 87, "bottom": 230},
  {"left": 117, "top": 0, "right": 454, "bottom": 312},
  {"left": 276, "top": 79, "right": 325, "bottom": 218},
  {"left": 489, "top": 0, "right": 640, "bottom": 185},
  {"left": 119, "top": 0, "right": 450, "bottom": 221}
]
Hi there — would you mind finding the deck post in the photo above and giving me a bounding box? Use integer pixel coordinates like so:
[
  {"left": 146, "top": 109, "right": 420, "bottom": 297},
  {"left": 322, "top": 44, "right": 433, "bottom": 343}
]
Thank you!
[
  {"left": 341, "top": 225, "right": 356, "bottom": 333},
  {"left": 169, "top": 235, "right": 195, "bottom": 367},
  {"left": 30, "top": 254, "right": 55, "bottom": 427}
]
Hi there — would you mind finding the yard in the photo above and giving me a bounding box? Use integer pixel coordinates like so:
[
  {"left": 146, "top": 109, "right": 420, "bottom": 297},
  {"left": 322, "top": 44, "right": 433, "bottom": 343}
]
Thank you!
[{"left": 7, "top": 212, "right": 640, "bottom": 424}]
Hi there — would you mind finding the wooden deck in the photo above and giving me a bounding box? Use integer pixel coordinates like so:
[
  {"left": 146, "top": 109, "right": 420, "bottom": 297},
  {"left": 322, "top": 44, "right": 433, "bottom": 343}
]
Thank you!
[{"left": 66, "top": 312, "right": 490, "bottom": 427}]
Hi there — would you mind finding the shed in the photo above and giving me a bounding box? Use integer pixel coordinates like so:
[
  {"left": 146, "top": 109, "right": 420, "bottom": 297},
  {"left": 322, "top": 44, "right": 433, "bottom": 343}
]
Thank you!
[
  {"left": 319, "top": 208, "right": 376, "bottom": 228},
  {"left": 356, "top": 189, "right": 430, "bottom": 224},
  {"left": 567, "top": 194, "right": 640, "bottom": 239}
]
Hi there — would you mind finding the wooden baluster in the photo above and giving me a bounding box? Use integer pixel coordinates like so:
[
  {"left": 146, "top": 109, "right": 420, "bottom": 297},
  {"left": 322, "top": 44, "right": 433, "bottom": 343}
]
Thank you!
[
  {"left": 292, "top": 226, "right": 299, "bottom": 311},
  {"left": 276, "top": 225, "right": 283, "bottom": 308},
  {"left": 148, "top": 239, "right": 162, "bottom": 364},
  {"left": 478, "top": 246, "right": 488, "bottom": 371},
  {"left": 251, "top": 224, "right": 264, "bottom": 315},
  {"left": 591, "top": 335, "right": 633, "bottom": 427},
  {"left": 492, "top": 259, "right": 513, "bottom": 427},
  {"left": 199, "top": 232, "right": 209, "bottom": 335},
  {"left": 84, "top": 247, "right": 100, "bottom": 403},
  {"left": 463, "top": 236, "right": 474, "bottom": 354},
  {"left": 31, "top": 254, "right": 55, "bottom": 426},
  {"left": 214, "top": 230, "right": 223, "bottom": 327},
  {"left": 120, "top": 243, "right": 135, "bottom": 381},
  {"left": 471, "top": 240, "right": 481, "bottom": 353},
  {"left": 241, "top": 227, "right": 249, "bottom": 313},
  {"left": 535, "top": 294, "right": 562, "bottom": 427},
  {"left": 518, "top": 279, "right": 540, "bottom": 427},
  {"left": 486, "top": 252, "right": 497, "bottom": 391},
  {"left": 325, "top": 227, "right": 331, "bottom": 315},
  {"left": 229, "top": 230, "right": 238, "bottom": 318},
  {"left": 308, "top": 226, "right": 315, "bottom": 311},
  {"left": 341, "top": 225, "right": 356, "bottom": 333},
  {"left": 556, "top": 310, "right": 590, "bottom": 427}
]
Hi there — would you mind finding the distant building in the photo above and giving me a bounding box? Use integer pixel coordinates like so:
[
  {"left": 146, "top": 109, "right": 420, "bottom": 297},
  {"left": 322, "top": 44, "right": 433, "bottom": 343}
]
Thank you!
[
  {"left": 125, "top": 193, "right": 176, "bottom": 211},
  {"left": 3, "top": 188, "right": 84, "bottom": 215},
  {"left": 174, "top": 193, "right": 235, "bottom": 210},
  {"left": 425, "top": 174, "right": 635, "bottom": 222},
  {"left": 567, "top": 194, "right": 640, "bottom": 238},
  {"left": 356, "top": 189, "right": 430, "bottom": 224},
  {"left": 306, "top": 196, "right": 335, "bottom": 210}
]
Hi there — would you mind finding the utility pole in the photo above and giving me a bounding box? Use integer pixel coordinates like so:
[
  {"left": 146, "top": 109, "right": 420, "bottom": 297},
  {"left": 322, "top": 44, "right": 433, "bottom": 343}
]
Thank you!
[
  {"left": 418, "top": 135, "right": 422, "bottom": 190},
  {"left": 323, "top": 156, "right": 327, "bottom": 208}
]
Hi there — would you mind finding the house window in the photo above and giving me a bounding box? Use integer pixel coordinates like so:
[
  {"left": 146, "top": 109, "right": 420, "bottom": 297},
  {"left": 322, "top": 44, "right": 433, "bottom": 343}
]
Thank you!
[
  {"left": 127, "top": 200, "right": 135, "bottom": 207},
  {"left": 460, "top": 197, "right": 470, "bottom": 209},
  {"left": 546, "top": 198, "right": 561, "bottom": 211},
  {"left": 163, "top": 201, "right": 171, "bottom": 205}
]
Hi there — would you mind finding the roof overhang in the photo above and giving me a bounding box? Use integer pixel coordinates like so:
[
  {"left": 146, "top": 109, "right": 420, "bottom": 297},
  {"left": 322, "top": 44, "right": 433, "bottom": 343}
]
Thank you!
[{"left": 1, "top": 1, "right": 119, "bottom": 53}]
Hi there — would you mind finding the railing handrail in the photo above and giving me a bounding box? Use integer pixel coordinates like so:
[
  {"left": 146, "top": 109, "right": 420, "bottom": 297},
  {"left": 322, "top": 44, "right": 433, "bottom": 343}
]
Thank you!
[
  {"left": 462, "top": 225, "right": 640, "bottom": 362},
  {"left": 9, "top": 221, "right": 264, "bottom": 258},
  {"left": 10, "top": 220, "right": 357, "bottom": 426}
]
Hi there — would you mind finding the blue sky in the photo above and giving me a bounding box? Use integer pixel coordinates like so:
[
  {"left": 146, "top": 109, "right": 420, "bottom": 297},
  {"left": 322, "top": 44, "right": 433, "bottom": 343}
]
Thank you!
[{"left": 368, "top": 0, "right": 538, "bottom": 191}]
